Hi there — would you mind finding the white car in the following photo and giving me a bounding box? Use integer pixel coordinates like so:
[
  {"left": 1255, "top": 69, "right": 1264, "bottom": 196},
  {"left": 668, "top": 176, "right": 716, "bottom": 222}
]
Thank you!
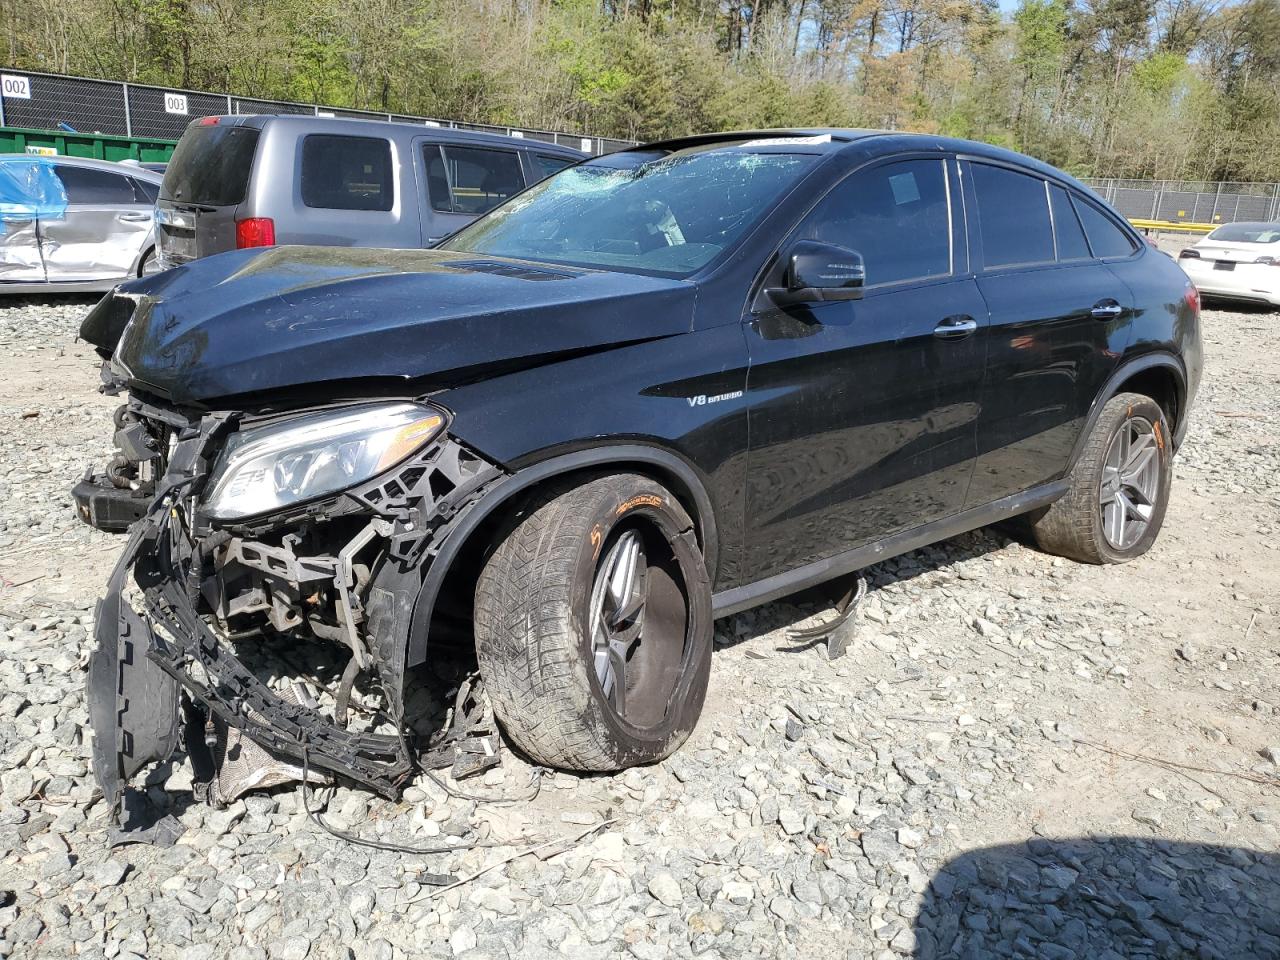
[{"left": 1178, "top": 221, "right": 1280, "bottom": 308}]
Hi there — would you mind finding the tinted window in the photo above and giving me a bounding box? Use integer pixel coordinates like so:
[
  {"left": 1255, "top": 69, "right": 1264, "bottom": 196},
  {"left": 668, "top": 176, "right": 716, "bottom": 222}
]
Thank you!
[
  {"left": 1207, "top": 222, "right": 1280, "bottom": 243},
  {"left": 795, "top": 158, "right": 951, "bottom": 286},
  {"left": 301, "top": 135, "right": 393, "bottom": 211},
  {"left": 54, "top": 166, "right": 137, "bottom": 204},
  {"left": 132, "top": 178, "right": 160, "bottom": 204},
  {"left": 1050, "top": 185, "right": 1090, "bottom": 261},
  {"left": 440, "top": 147, "right": 814, "bottom": 278},
  {"left": 427, "top": 145, "right": 525, "bottom": 215},
  {"left": 532, "top": 154, "right": 574, "bottom": 181},
  {"left": 161, "top": 125, "right": 259, "bottom": 206},
  {"left": 1074, "top": 196, "right": 1137, "bottom": 258},
  {"left": 971, "top": 163, "right": 1054, "bottom": 268}
]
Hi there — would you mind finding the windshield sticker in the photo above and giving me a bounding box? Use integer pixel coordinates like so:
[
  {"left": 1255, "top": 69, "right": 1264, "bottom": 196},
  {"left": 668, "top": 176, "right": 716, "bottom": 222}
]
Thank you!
[{"left": 889, "top": 172, "right": 921, "bottom": 205}]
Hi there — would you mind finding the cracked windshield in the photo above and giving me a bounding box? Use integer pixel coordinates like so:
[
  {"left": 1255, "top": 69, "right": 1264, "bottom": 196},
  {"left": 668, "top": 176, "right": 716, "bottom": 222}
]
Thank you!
[{"left": 440, "top": 146, "right": 815, "bottom": 276}]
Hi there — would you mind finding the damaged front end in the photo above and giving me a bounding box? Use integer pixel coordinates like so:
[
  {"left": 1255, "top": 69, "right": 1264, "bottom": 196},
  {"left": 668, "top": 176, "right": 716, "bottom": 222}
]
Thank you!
[{"left": 87, "top": 398, "right": 506, "bottom": 825}]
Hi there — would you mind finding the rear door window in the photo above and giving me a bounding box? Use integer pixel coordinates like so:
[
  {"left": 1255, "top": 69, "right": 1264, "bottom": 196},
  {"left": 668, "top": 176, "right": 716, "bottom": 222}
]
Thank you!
[
  {"left": 1073, "top": 196, "right": 1138, "bottom": 258},
  {"left": 793, "top": 158, "right": 952, "bottom": 287},
  {"left": 131, "top": 178, "right": 160, "bottom": 204},
  {"left": 161, "top": 125, "right": 260, "bottom": 206},
  {"left": 54, "top": 166, "right": 138, "bottom": 204},
  {"left": 1050, "top": 185, "right": 1090, "bottom": 261},
  {"left": 532, "top": 154, "right": 574, "bottom": 182},
  {"left": 971, "top": 163, "right": 1054, "bottom": 268},
  {"left": 301, "top": 135, "right": 394, "bottom": 211},
  {"left": 426, "top": 145, "right": 526, "bottom": 215}
]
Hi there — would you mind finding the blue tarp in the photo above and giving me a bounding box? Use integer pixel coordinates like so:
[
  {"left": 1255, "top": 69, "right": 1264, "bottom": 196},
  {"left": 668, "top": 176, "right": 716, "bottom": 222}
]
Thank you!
[{"left": 0, "top": 157, "right": 68, "bottom": 222}]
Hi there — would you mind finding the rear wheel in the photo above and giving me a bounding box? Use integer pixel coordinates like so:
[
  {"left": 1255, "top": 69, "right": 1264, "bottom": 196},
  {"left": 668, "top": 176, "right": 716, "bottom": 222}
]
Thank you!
[
  {"left": 1029, "top": 392, "right": 1172, "bottom": 564},
  {"left": 473, "top": 473, "right": 711, "bottom": 771},
  {"left": 138, "top": 248, "right": 162, "bottom": 277}
]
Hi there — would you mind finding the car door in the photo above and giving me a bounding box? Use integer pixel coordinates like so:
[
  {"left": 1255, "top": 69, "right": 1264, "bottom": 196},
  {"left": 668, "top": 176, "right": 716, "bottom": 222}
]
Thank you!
[
  {"left": 0, "top": 158, "right": 58, "bottom": 282},
  {"left": 42, "top": 165, "right": 152, "bottom": 281},
  {"left": 740, "top": 155, "right": 989, "bottom": 582},
  {"left": 961, "top": 161, "right": 1135, "bottom": 507},
  {"left": 418, "top": 142, "right": 527, "bottom": 244}
]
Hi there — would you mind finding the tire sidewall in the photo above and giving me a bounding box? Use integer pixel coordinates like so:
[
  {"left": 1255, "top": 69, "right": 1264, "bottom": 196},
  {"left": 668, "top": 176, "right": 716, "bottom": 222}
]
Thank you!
[
  {"left": 565, "top": 478, "right": 712, "bottom": 766},
  {"left": 1090, "top": 395, "right": 1173, "bottom": 563}
]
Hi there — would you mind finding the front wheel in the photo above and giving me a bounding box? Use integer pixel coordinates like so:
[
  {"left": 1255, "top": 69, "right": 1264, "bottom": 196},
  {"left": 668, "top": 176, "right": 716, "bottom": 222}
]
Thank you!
[
  {"left": 1029, "top": 392, "right": 1173, "bottom": 564},
  {"left": 473, "top": 473, "right": 712, "bottom": 771}
]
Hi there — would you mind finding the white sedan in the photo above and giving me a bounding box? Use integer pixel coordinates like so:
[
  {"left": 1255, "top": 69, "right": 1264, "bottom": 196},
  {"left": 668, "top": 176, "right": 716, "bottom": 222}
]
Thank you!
[{"left": 1178, "top": 222, "right": 1280, "bottom": 308}]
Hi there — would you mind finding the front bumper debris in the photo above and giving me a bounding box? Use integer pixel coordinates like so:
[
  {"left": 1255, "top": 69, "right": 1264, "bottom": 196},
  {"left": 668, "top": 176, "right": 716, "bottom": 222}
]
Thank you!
[{"left": 86, "top": 407, "right": 506, "bottom": 825}]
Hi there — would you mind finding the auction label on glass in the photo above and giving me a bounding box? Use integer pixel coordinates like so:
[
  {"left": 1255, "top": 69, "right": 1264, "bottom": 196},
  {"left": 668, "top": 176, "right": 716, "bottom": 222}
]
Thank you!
[{"left": 2, "top": 74, "right": 31, "bottom": 99}]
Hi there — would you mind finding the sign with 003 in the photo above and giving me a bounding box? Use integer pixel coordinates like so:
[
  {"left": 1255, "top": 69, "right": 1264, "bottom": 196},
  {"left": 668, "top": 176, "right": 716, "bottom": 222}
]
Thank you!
[{"left": 164, "top": 92, "right": 188, "bottom": 115}]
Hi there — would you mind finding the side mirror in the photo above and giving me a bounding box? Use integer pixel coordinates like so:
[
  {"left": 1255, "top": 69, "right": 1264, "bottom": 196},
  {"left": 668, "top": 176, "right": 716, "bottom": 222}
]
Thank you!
[{"left": 769, "top": 240, "right": 865, "bottom": 306}]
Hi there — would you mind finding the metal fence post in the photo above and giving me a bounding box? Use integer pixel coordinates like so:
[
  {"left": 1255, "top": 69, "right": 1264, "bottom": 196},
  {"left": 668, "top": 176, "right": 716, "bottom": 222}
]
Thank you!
[
  {"left": 226, "top": 95, "right": 232, "bottom": 115},
  {"left": 122, "top": 82, "right": 132, "bottom": 137},
  {"left": 0, "top": 91, "right": 6, "bottom": 128},
  {"left": 1209, "top": 181, "right": 1222, "bottom": 223},
  {"left": 1270, "top": 183, "right": 1280, "bottom": 221}
]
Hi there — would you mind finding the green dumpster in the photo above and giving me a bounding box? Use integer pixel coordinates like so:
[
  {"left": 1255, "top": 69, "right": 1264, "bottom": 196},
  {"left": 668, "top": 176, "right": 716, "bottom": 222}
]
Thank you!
[{"left": 0, "top": 126, "right": 175, "bottom": 163}]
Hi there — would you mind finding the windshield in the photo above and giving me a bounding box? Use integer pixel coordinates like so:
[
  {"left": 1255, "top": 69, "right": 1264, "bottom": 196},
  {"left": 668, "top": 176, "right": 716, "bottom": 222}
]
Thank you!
[
  {"left": 1207, "top": 223, "right": 1280, "bottom": 243},
  {"left": 439, "top": 146, "right": 817, "bottom": 277}
]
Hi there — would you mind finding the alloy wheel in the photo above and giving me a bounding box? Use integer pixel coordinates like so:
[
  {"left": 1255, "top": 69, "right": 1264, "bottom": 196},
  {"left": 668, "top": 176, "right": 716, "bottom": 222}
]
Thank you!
[
  {"left": 588, "top": 527, "right": 685, "bottom": 729},
  {"left": 1099, "top": 416, "right": 1160, "bottom": 549}
]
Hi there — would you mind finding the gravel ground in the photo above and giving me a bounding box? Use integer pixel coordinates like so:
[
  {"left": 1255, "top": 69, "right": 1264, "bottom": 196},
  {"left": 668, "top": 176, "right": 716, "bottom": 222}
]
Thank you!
[{"left": 0, "top": 297, "right": 1278, "bottom": 960}]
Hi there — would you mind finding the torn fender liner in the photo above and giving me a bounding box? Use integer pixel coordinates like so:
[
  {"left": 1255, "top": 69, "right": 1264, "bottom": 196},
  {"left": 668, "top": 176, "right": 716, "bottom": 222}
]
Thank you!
[{"left": 87, "top": 522, "right": 182, "bottom": 823}]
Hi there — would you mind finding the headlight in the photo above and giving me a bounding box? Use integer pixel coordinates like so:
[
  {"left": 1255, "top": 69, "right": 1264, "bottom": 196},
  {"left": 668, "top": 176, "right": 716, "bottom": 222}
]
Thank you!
[{"left": 203, "top": 402, "right": 446, "bottom": 520}]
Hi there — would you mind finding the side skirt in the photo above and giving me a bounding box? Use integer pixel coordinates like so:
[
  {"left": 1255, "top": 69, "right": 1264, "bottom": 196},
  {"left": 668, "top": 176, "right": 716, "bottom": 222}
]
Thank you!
[{"left": 711, "top": 479, "right": 1069, "bottom": 619}]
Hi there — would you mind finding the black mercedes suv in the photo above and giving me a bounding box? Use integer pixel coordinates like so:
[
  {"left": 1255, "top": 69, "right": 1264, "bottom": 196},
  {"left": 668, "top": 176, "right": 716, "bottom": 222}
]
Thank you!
[{"left": 76, "top": 130, "right": 1202, "bottom": 815}]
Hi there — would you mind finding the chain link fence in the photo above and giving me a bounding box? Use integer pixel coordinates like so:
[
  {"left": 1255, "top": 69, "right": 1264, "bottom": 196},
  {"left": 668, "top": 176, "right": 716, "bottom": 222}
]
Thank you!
[
  {"left": 1082, "top": 178, "right": 1280, "bottom": 225},
  {"left": 0, "top": 67, "right": 636, "bottom": 155}
]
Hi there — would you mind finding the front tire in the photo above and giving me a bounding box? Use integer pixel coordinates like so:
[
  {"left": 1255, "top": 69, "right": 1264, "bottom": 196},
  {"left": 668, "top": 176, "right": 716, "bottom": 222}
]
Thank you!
[
  {"left": 1030, "top": 392, "right": 1173, "bottom": 564},
  {"left": 473, "top": 473, "right": 712, "bottom": 771}
]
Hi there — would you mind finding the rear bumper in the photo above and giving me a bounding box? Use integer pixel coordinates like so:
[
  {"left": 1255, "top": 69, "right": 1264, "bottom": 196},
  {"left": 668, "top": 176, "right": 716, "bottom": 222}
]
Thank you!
[{"left": 1181, "top": 260, "right": 1280, "bottom": 306}]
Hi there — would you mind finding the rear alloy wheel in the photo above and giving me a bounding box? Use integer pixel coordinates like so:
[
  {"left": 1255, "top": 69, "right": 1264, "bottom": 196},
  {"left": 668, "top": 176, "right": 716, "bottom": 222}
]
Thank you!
[
  {"left": 474, "top": 473, "right": 711, "bottom": 771},
  {"left": 1029, "top": 392, "right": 1173, "bottom": 564}
]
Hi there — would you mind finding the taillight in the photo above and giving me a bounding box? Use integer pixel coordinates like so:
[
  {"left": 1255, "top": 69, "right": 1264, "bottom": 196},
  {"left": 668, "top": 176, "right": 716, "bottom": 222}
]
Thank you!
[
  {"left": 1184, "top": 282, "right": 1200, "bottom": 315},
  {"left": 1178, "top": 248, "right": 1200, "bottom": 259},
  {"left": 235, "top": 218, "right": 275, "bottom": 249},
  {"left": 195, "top": 116, "right": 220, "bottom": 126}
]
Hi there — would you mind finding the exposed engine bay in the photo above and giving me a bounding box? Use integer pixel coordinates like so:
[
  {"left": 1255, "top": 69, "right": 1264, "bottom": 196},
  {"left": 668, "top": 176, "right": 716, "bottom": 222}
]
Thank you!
[{"left": 85, "top": 382, "right": 509, "bottom": 831}]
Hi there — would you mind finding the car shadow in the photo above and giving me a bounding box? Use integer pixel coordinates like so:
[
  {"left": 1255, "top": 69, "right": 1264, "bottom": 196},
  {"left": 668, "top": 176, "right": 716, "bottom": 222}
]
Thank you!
[{"left": 912, "top": 836, "right": 1280, "bottom": 958}]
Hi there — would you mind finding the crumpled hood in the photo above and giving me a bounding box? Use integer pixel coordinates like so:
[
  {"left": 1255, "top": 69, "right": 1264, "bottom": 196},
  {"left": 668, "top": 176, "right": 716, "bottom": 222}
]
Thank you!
[{"left": 82, "top": 246, "right": 695, "bottom": 406}]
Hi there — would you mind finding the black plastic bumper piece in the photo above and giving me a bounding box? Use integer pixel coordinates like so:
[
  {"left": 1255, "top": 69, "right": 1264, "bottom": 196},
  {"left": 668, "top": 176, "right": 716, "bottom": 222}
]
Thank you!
[{"left": 72, "top": 473, "right": 149, "bottom": 533}]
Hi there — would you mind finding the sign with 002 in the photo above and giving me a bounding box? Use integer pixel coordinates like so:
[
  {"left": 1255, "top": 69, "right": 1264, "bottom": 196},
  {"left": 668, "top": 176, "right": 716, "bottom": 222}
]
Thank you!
[{"left": 2, "top": 74, "right": 31, "bottom": 99}]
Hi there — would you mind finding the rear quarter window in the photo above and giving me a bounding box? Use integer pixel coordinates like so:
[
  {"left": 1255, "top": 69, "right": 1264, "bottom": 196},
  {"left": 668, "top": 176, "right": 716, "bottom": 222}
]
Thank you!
[
  {"left": 161, "top": 126, "right": 260, "bottom": 206},
  {"left": 971, "top": 163, "right": 1054, "bottom": 268},
  {"left": 301, "top": 135, "right": 394, "bottom": 212},
  {"left": 1074, "top": 196, "right": 1138, "bottom": 258}
]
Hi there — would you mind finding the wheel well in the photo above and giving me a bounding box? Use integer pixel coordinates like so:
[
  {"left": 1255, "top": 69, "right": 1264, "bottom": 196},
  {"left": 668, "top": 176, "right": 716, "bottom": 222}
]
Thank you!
[
  {"left": 420, "top": 461, "right": 714, "bottom": 657},
  {"left": 1113, "top": 365, "right": 1182, "bottom": 432}
]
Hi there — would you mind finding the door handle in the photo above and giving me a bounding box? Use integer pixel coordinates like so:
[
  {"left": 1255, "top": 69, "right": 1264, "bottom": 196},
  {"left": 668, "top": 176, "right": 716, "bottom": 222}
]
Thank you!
[
  {"left": 118, "top": 212, "right": 152, "bottom": 223},
  {"left": 1091, "top": 299, "right": 1124, "bottom": 319},
  {"left": 933, "top": 315, "right": 978, "bottom": 340}
]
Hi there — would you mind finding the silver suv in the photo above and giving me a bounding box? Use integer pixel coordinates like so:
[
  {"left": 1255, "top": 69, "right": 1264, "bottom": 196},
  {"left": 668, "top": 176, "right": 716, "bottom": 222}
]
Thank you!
[{"left": 155, "top": 115, "right": 586, "bottom": 268}]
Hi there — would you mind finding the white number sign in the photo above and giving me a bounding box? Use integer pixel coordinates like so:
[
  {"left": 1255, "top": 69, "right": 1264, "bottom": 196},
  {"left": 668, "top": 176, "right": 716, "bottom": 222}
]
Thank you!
[
  {"left": 2, "top": 74, "right": 32, "bottom": 99},
  {"left": 164, "top": 92, "right": 188, "bottom": 115},
  {"left": 580, "top": 137, "right": 592, "bottom": 152}
]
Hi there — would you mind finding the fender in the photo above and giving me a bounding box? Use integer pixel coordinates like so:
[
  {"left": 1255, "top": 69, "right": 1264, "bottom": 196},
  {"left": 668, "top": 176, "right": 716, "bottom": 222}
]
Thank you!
[
  {"left": 405, "top": 443, "right": 720, "bottom": 666},
  {"left": 1066, "top": 351, "right": 1188, "bottom": 471}
]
